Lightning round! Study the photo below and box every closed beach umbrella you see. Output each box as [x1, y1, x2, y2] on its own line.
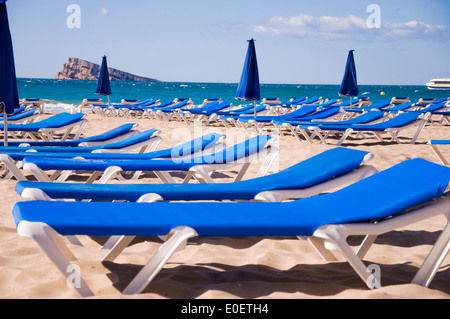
[95, 55, 112, 107]
[339, 50, 359, 106]
[0, 0, 20, 146]
[235, 38, 260, 117]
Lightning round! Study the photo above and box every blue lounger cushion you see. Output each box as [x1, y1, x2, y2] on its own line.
[343, 99, 392, 113]
[2, 133, 224, 161]
[0, 112, 85, 132]
[154, 100, 191, 112]
[297, 111, 420, 131]
[240, 106, 341, 124]
[21, 135, 271, 172]
[15, 147, 370, 201]
[180, 102, 231, 115]
[0, 129, 158, 153]
[222, 104, 319, 122]
[275, 110, 385, 127]
[1, 123, 137, 147]
[3, 109, 39, 121]
[429, 140, 450, 145]
[12, 158, 450, 237]
[23, 135, 272, 171]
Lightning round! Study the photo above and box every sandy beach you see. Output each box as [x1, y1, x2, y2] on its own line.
[0, 110, 449, 299]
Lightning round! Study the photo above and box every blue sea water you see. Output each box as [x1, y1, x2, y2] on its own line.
[17, 78, 450, 111]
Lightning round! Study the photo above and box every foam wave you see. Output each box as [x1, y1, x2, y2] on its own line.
[42, 101, 73, 112]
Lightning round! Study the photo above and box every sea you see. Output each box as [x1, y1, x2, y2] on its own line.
[17, 78, 450, 111]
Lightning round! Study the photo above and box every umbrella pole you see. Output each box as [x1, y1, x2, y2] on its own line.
[107, 95, 110, 108]
[3, 108, 8, 147]
[253, 100, 257, 118]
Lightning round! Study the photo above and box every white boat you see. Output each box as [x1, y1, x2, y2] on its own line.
[426, 78, 450, 90]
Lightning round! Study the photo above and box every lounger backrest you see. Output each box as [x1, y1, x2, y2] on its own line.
[239, 147, 371, 190]
[371, 111, 420, 128]
[419, 102, 446, 112]
[94, 129, 159, 150]
[5, 109, 38, 121]
[282, 104, 318, 118]
[386, 102, 413, 111]
[4, 112, 85, 131]
[201, 135, 272, 164]
[148, 133, 225, 159]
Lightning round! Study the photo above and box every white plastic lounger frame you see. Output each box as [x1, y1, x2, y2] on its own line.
[22, 137, 279, 184]
[298, 113, 429, 146]
[4, 115, 89, 142]
[15, 183, 450, 297]
[428, 141, 450, 166]
[0, 133, 162, 182]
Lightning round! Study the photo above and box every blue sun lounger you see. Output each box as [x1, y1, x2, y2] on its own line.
[21, 135, 276, 184]
[0, 133, 225, 182]
[1, 123, 138, 147]
[278, 111, 386, 142]
[1, 112, 88, 141]
[177, 102, 233, 124]
[153, 100, 195, 121]
[92, 99, 160, 117]
[242, 106, 344, 134]
[16, 147, 376, 202]
[343, 99, 392, 114]
[0, 128, 159, 154]
[221, 104, 320, 130]
[383, 102, 414, 115]
[297, 111, 428, 145]
[281, 96, 308, 107]
[0, 105, 29, 117]
[295, 96, 322, 106]
[274, 109, 385, 128]
[179, 101, 221, 114]
[12, 158, 450, 296]
[0, 109, 40, 124]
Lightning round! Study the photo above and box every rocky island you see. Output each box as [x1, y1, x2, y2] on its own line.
[55, 57, 159, 82]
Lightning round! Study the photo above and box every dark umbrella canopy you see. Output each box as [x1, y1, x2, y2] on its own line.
[339, 50, 359, 98]
[95, 55, 111, 96]
[0, 0, 20, 115]
[235, 39, 260, 115]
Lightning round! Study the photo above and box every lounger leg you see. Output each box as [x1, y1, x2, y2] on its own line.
[102, 236, 136, 262]
[154, 171, 176, 184]
[122, 226, 198, 295]
[356, 235, 378, 259]
[336, 129, 354, 146]
[96, 166, 124, 184]
[17, 221, 94, 297]
[412, 219, 450, 287]
[313, 225, 381, 289]
[298, 128, 315, 144]
[234, 162, 251, 182]
[22, 162, 52, 182]
[304, 237, 339, 261]
[429, 144, 449, 166]
[0, 154, 28, 181]
[101, 193, 164, 256]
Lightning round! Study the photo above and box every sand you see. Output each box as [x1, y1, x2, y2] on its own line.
[0, 110, 449, 299]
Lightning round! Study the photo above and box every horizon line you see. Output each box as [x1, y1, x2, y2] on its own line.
[16, 77, 428, 87]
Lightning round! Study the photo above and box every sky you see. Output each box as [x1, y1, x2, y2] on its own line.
[5, 0, 450, 85]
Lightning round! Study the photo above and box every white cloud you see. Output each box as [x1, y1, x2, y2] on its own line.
[254, 13, 448, 41]
[99, 8, 109, 15]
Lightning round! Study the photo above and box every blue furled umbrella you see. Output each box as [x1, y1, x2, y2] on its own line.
[235, 38, 260, 117]
[95, 55, 112, 107]
[339, 50, 359, 107]
[0, 0, 19, 146]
